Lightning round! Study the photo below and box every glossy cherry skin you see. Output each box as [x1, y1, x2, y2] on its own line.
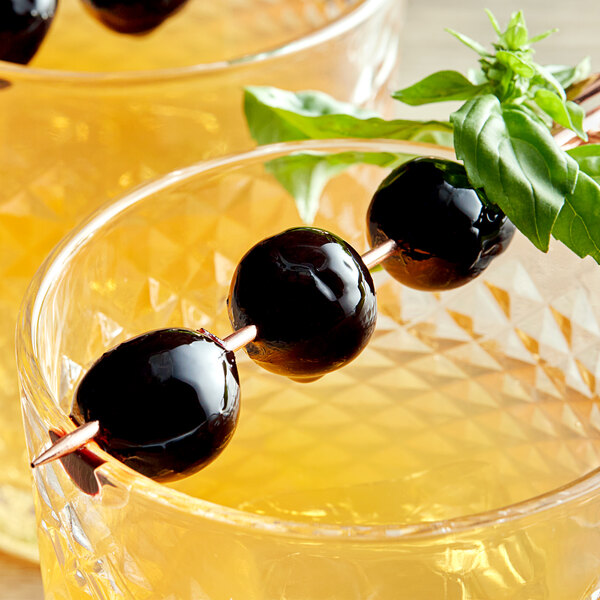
[81, 0, 189, 34]
[367, 157, 515, 291]
[228, 227, 377, 381]
[71, 328, 240, 481]
[0, 0, 57, 64]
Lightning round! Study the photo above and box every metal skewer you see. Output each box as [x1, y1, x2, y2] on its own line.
[28, 324, 261, 468]
[32, 75, 600, 470]
[29, 326, 262, 469]
[362, 239, 397, 269]
[31, 420, 100, 468]
[29, 241, 396, 468]
[221, 325, 258, 353]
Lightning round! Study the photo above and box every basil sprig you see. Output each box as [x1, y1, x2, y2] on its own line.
[451, 95, 578, 252]
[244, 11, 600, 263]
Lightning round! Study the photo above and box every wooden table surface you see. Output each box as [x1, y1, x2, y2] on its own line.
[0, 551, 43, 599]
[3, 0, 599, 597]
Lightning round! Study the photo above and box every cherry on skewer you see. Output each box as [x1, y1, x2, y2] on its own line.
[29, 157, 519, 480]
[25, 78, 600, 485]
[31, 325, 259, 471]
[33, 327, 247, 481]
[228, 227, 378, 382]
[81, 0, 189, 35]
[30, 232, 390, 477]
[0, 0, 58, 65]
[367, 157, 515, 291]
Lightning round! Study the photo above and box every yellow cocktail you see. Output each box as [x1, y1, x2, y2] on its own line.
[18, 139, 600, 599]
[0, 0, 404, 559]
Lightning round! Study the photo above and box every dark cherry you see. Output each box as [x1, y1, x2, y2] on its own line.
[71, 328, 240, 481]
[228, 227, 377, 381]
[81, 0, 189, 34]
[0, 0, 57, 64]
[367, 157, 515, 291]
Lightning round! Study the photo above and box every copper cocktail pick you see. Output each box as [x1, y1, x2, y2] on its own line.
[31, 421, 101, 467]
[361, 239, 397, 269]
[30, 72, 600, 470]
[30, 241, 398, 469]
[29, 324, 261, 468]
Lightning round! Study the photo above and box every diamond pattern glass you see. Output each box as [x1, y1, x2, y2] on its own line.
[17, 139, 600, 599]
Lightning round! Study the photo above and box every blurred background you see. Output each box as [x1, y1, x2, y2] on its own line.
[395, 0, 600, 120]
[2, 0, 599, 597]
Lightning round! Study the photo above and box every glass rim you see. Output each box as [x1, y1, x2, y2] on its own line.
[0, 0, 390, 84]
[18, 137, 600, 542]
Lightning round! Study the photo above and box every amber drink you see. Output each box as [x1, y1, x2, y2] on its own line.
[17, 139, 600, 599]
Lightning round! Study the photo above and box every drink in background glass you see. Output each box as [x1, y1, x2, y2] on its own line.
[0, 0, 405, 559]
[18, 139, 600, 599]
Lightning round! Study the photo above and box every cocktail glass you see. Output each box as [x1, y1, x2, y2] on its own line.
[0, 0, 405, 559]
[17, 138, 600, 599]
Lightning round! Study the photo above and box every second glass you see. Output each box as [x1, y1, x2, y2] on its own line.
[0, 0, 405, 559]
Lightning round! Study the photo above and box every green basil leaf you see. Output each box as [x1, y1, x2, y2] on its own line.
[567, 145, 600, 184]
[485, 9, 501, 36]
[546, 57, 591, 88]
[533, 90, 588, 140]
[532, 63, 566, 99]
[467, 67, 487, 85]
[451, 95, 578, 251]
[445, 28, 491, 56]
[410, 129, 454, 148]
[501, 12, 529, 50]
[266, 152, 406, 223]
[553, 172, 600, 263]
[392, 71, 486, 106]
[244, 86, 453, 146]
[495, 50, 536, 78]
[528, 28, 558, 44]
[565, 101, 587, 139]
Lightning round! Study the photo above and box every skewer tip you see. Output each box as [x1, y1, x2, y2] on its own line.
[31, 420, 101, 468]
